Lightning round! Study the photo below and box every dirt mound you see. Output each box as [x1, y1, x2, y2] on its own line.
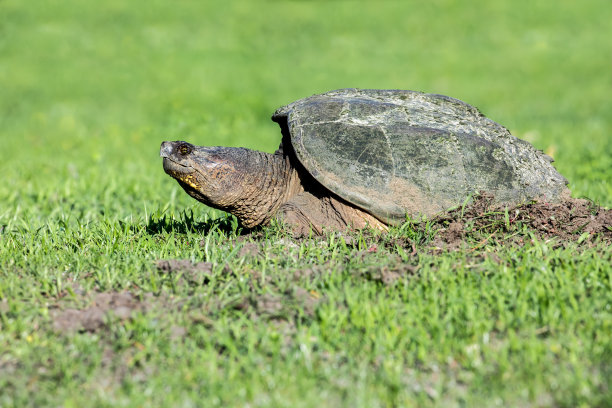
[431, 195, 610, 248]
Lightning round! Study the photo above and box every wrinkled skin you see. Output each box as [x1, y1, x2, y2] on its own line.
[160, 141, 383, 234]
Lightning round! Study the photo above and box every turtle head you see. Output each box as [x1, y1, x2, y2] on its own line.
[160, 141, 251, 209]
[160, 140, 301, 227]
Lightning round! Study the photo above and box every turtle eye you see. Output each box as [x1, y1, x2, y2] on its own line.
[178, 143, 192, 156]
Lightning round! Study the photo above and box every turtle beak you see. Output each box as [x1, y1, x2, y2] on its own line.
[160, 141, 174, 158]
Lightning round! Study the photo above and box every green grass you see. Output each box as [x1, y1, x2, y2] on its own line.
[1, 0, 611, 406]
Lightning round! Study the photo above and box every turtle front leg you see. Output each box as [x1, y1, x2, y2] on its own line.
[275, 191, 387, 236]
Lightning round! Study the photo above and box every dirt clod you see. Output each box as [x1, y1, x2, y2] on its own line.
[169, 325, 187, 340]
[51, 291, 150, 333]
[156, 259, 212, 274]
[255, 294, 284, 315]
[156, 259, 213, 285]
[238, 242, 261, 258]
[360, 264, 419, 286]
[233, 286, 325, 322]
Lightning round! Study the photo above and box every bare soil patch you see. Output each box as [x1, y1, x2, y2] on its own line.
[154, 259, 324, 323]
[51, 291, 155, 333]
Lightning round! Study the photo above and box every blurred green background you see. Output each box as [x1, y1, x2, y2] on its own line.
[1, 0, 610, 225]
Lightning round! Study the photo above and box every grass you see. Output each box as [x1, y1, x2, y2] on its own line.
[1, 0, 611, 406]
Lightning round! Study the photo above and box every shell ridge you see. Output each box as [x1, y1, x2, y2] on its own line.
[379, 125, 396, 179]
[455, 131, 471, 197]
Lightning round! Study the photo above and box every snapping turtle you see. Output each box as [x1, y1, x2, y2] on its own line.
[160, 89, 568, 234]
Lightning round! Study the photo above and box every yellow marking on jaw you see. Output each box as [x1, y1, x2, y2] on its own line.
[180, 174, 200, 189]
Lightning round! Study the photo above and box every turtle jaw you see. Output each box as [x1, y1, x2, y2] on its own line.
[162, 157, 202, 190]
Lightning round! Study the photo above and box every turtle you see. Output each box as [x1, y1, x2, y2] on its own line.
[160, 88, 569, 234]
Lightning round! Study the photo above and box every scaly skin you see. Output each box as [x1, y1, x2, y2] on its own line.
[277, 191, 388, 235]
[160, 141, 384, 233]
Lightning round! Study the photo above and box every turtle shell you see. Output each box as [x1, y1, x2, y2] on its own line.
[272, 89, 568, 224]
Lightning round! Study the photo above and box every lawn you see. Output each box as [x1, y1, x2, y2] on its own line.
[0, 0, 610, 406]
